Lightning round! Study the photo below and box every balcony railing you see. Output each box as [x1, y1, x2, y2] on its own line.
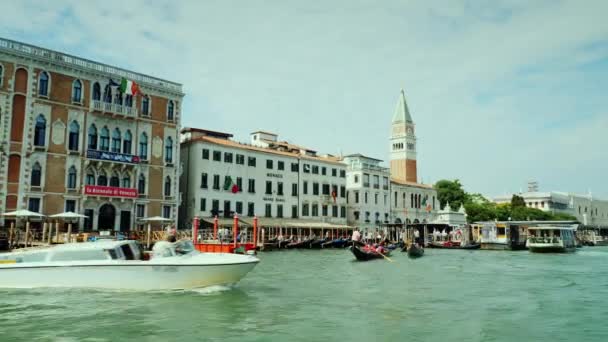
[92, 100, 138, 117]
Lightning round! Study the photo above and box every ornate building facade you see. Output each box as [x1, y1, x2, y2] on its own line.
[0, 38, 184, 231]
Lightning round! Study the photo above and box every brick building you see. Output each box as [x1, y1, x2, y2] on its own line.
[0, 38, 184, 231]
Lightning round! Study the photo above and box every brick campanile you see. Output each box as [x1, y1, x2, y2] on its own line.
[389, 89, 417, 183]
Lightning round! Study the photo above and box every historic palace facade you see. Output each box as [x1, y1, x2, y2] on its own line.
[0, 38, 184, 231]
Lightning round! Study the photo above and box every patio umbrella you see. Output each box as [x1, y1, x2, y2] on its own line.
[140, 216, 174, 249]
[49, 212, 88, 243]
[2, 210, 45, 247]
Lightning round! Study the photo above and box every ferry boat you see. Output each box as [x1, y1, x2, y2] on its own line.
[526, 226, 577, 253]
[0, 239, 259, 290]
[480, 222, 527, 250]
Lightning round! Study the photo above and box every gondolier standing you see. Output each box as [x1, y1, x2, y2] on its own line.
[352, 229, 361, 245]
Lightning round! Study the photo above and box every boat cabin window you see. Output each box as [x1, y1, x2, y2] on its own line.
[120, 244, 135, 260]
[106, 249, 118, 260]
[50, 250, 110, 262]
[7, 252, 48, 263]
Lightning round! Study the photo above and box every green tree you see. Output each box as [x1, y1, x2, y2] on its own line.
[434, 179, 467, 210]
[511, 195, 526, 208]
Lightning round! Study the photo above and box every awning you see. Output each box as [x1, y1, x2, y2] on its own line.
[200, 217, 250, 227]
[240, 217, 352, 229]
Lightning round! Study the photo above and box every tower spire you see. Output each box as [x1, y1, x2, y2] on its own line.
[391, 88, 413, 124]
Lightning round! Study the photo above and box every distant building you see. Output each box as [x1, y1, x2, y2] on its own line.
[493, 191, 608, 227]
[179, 128, 347, 228]
[345, 90, 438, 228]
[0, 38, 183, 231]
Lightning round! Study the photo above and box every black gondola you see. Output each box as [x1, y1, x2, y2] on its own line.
[278, 239, 291, 249]
[350, 245, 390, 261]
[404, 243, 424, 258]
[428, 241, 480, 250]
[310, 239, 327, 249]
[286, 239, 313, 249]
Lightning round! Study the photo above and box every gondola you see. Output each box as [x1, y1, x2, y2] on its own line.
[332, 238, 350, 248]
[428, 241, 480, 250]
[403, 243, 424, 258]
[286, 239, 313, 249]
[310, 239, 327, 249]
[350, 245, 390, 261]
[278, 239, 291, 249]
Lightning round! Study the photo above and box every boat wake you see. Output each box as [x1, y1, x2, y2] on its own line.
[186, 284, 237, 295]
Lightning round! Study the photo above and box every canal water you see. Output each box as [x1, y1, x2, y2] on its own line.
[1, 247, 608, 342]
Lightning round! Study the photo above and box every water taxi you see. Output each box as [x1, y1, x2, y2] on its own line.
[526, 226, 577, 253]
[0, 239, 259, 290]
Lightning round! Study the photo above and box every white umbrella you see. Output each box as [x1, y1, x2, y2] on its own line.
[50, 212, 88, 243]
[2, 210, 45, 247]
[140, 216, 174, 249]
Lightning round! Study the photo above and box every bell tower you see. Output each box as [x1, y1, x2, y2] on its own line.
[390, 89, 417, 183]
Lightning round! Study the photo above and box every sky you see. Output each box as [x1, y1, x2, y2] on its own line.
[2, 0, 607, 198]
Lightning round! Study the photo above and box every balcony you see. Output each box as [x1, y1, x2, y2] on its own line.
[91, 100, 138, 117]
[373, 184, 380, 189]
[363, 182, 370, 187]
[86, 149, 140, 165]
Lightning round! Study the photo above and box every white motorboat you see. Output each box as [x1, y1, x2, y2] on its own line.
[526, 226, 577, 253]
[0, 239, 259, 290]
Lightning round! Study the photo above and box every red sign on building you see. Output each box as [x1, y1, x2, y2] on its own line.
[84, 185, 138, 198]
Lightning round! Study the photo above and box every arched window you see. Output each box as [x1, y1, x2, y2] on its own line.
[138, 174, 146, 194]
[67, 166, 77, 189]
[403, 193, 406, 208]
[123, 130, 132, 154]
[141, 96, 150, 116]
[72, 80, 82, 103]
[38, 72, 49, 96]
[164, 176, 171, 196]
[124, 94, 133, 108]
[68, 121, 79, 151]
[34, 114, 46, 146]
[122, 174, 131, 188]
[88, 124, 97, 150]
[31, 162, 42, 187]
[103, 84, 112, 103]
[85, 169, 95, 185]
[111, 128, 121, 153]
[139, 132, 148, 159]
[97, 171, 108, 186]
[410, 193, 414, 208]
[165, 137, 173, 163]
[100, 126, 110, 151]
[110, 172, 120, 187]
[167, 100, 174, 121]
[92, 82, 101, 101]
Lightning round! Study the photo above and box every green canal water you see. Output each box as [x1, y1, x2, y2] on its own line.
[1, 247, 608, 342]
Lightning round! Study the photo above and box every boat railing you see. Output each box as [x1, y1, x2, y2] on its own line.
[528, 237, 561, 244]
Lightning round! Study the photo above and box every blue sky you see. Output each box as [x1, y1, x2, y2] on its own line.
[2, 0, 607, 198]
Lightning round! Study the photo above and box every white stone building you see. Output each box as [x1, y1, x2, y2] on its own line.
[493, 191, 608, 227]
[179, 128, 347, 228]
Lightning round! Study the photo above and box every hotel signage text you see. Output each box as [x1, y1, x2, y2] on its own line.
[87, 150, 140, 164]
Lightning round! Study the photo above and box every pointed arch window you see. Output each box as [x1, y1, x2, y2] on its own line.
[86, 170, 95, 185]
[165, 137, 173, 163]
[31, 162, 42, 187]
[100, 126, 110, 151]
[138, 174, 146, 194]
[164, 176, 171, 196]
[111, 128, 121, 153]
[67, 166, 77, 189]
[68, 121, 79, 151]
[122, 174, 131, 188]
[72, 80, 82, 103]
[110, 172, 120, 187]
[167, 100, 174, 121]
[38, 72, 49, 96]
[88, 124, 97, 150]
[93, 82, 101, 101]
[139, 132, 148, 159]
[34, 114, 46, 146]
[141, 96, 150, 116]
[123, 130, 132, 154]
[402, 193, 406, 209]
[97, 171, 108, 186]
[103, 84, 112, 103]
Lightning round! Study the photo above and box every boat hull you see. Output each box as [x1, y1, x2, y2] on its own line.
[350, 246, 388, 261]
[0, 261, 258, 290]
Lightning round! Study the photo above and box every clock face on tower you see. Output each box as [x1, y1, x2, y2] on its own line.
[406, 126, 413, 135]
[392, 125, 405, 136]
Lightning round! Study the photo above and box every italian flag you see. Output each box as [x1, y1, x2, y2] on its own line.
[120, 78, 140, 96]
